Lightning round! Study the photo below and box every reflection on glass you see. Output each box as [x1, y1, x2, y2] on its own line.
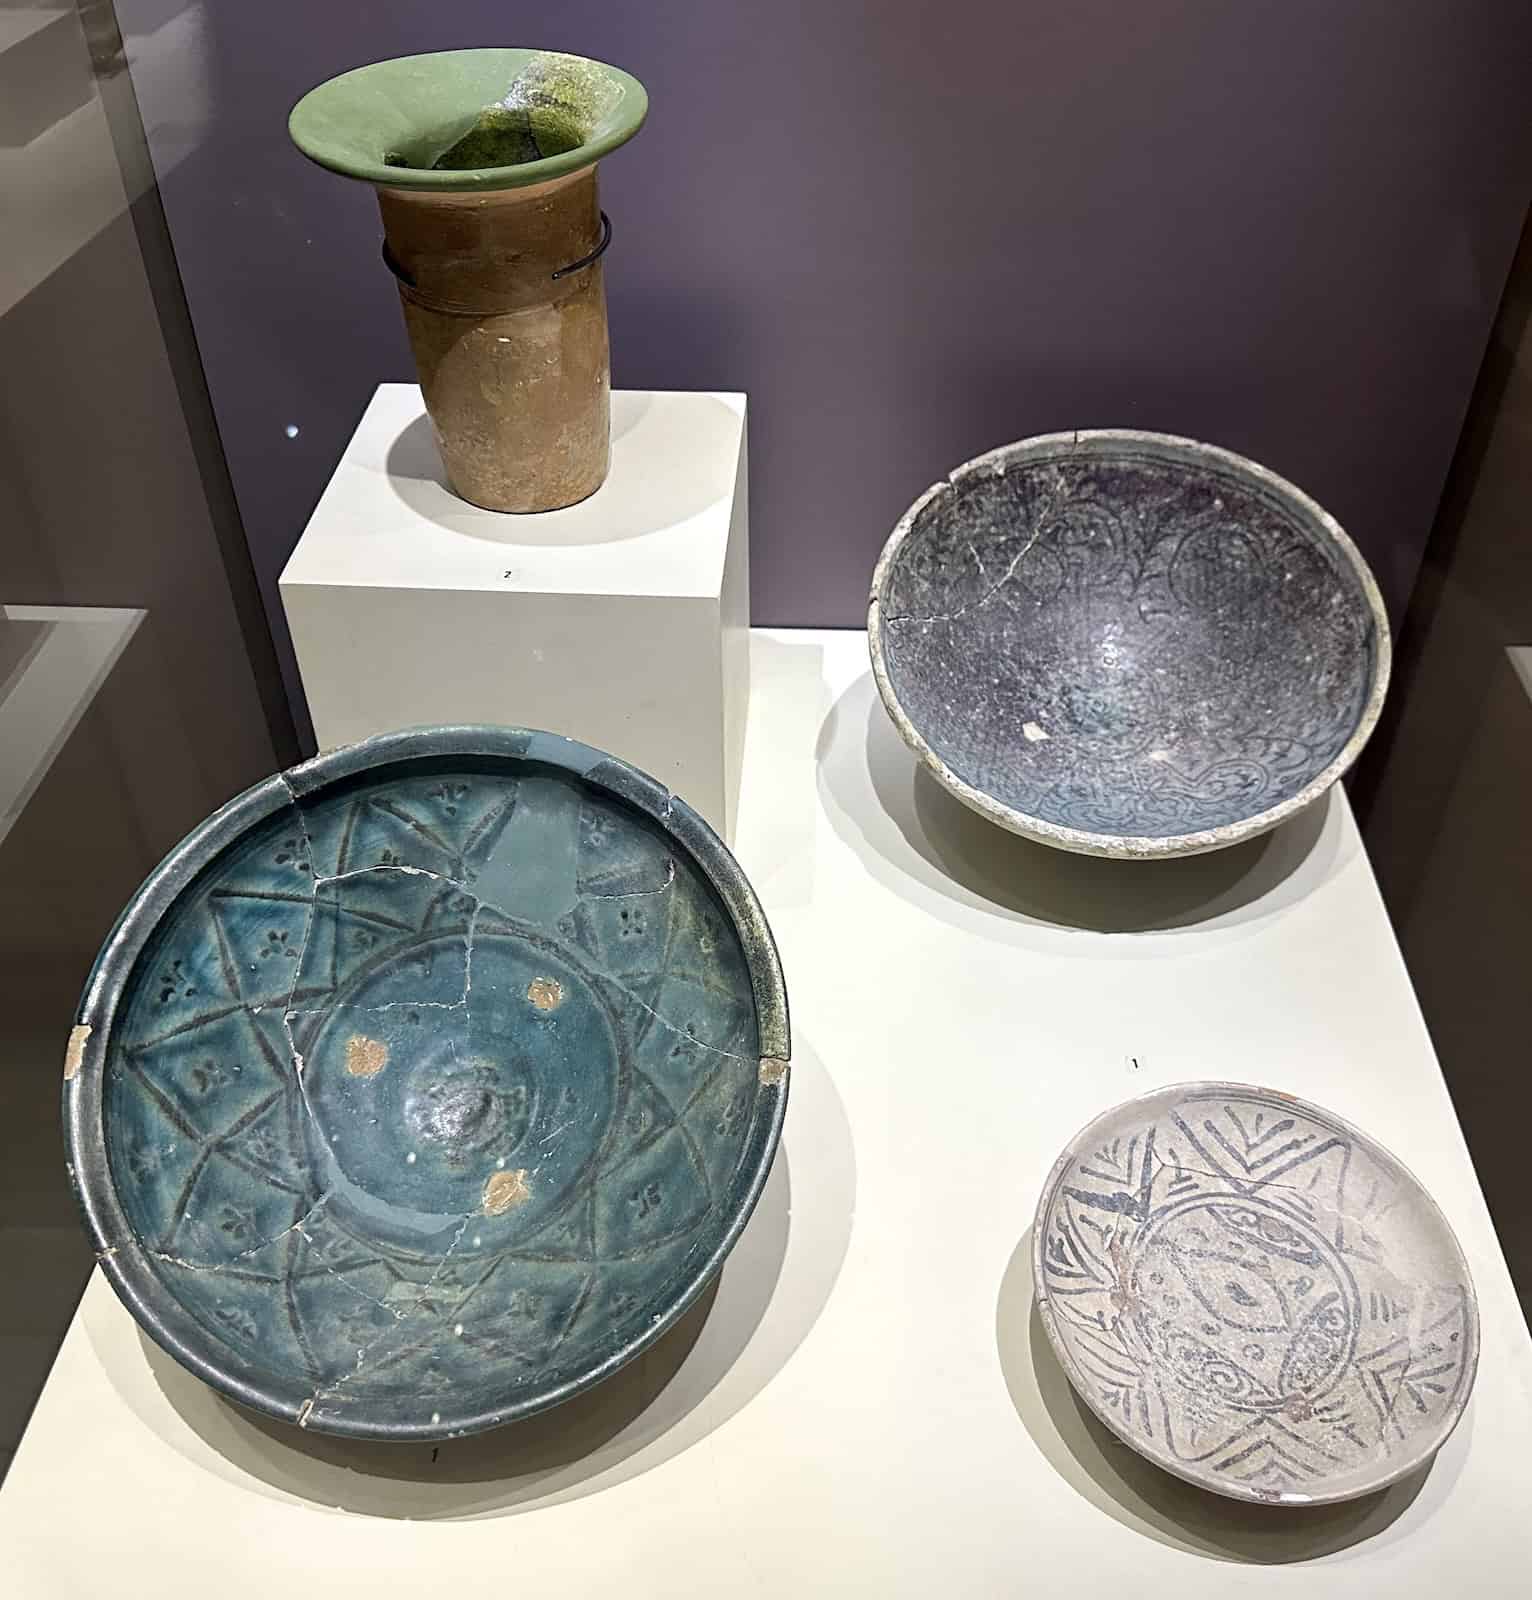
[0, 605, 145, 848]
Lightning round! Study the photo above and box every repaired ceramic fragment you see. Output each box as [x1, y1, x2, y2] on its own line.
[869, 431, 1390, 858]
[1033, 1083, 1478, 1504]
[64, 728, 788, 1440]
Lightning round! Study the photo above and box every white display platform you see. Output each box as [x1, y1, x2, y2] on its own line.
[280, 385, 749, 837]
[7, 629, 1531, 1594]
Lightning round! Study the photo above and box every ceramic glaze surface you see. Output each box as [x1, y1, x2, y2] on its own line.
[289, 50, 647, 192]
[869, 432, 1389, 857]
[65, 729, 788, 1440]
[1034, 1083, 1477, 1504]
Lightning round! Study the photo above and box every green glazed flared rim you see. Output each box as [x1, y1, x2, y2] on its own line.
[289, 48, 648, 192]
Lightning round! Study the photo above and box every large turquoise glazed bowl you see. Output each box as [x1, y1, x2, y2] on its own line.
[64, 729, 788, 1440]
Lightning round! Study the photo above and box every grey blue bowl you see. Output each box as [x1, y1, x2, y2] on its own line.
[868, 431, 1390, 858]
[63, 728, 788, 1440]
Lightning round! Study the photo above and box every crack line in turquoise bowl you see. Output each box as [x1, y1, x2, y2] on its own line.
[288, 49, 648, 191]
[63, 727, 788, 1441]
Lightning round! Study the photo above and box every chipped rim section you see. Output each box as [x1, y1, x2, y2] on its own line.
[867, 429, 1392, 860]
[62, 725, 789, 1442]
[63, 1024, 91, 1081]
[1029, 1079, 1480, 1506]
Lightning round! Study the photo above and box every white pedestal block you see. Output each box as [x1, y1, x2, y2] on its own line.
[279, 386, 749, 837]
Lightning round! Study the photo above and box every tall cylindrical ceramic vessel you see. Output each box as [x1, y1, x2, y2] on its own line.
[290, 50, 647, 512]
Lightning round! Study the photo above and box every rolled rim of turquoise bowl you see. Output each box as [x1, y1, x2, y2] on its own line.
[62, 726, 788, 1441]
[288, 48, 648, 192]
[866, 429, 1392, 860]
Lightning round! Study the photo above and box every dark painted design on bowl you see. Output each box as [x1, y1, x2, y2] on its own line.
[869, 432, 1389, 857]
[64, 728, 788, 1440]
[1033, 1082, 1478, 1504]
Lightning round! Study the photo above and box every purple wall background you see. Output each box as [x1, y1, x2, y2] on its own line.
[119, 2, 1532, 744]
